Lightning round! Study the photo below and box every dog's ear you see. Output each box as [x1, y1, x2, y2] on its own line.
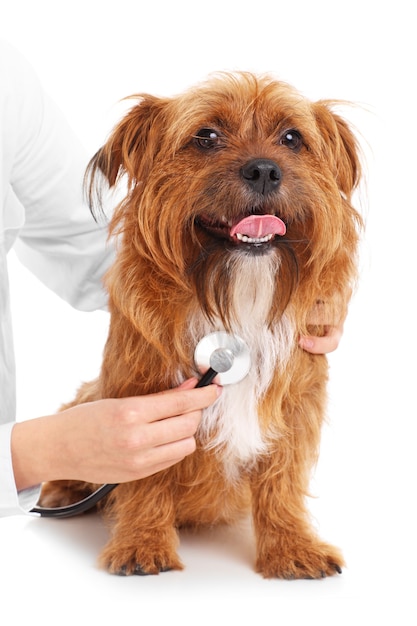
[85, 95, 167, 214]
[313, 102, 361, 196]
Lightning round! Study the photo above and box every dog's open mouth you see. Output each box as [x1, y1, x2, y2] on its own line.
[197, 213, 286, 246]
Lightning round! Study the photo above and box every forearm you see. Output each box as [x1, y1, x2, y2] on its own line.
[11, 415, 68, 492]
[0, 422, 41, 516]
[9, 384, 220, 494]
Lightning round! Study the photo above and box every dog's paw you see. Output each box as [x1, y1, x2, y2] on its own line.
[256, 534, 344, 579]
[99, 540, 184, 576]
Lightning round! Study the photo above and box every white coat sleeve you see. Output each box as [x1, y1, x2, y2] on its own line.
[0, 41, 115, 517]
[10, 49, 114, 311]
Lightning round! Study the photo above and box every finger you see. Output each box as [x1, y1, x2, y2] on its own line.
[139, 410, 202, 448]
[299, 326, 343, 354]
[133, 384, 220, 424]
[133, 437, 197, 479]
[177, 377, 200, 390]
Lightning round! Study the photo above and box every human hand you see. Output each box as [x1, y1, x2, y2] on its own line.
[299, 323, 344, 354]
[11, 380, 220, 491]
[299, 298, 345, 355]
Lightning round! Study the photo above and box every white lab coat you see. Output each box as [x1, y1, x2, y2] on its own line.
[0, 41, 114, 516]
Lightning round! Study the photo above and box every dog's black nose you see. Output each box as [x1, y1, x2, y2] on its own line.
[240, 159, 282, 195]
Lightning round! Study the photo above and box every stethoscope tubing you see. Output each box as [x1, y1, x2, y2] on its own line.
[30, 483, 118, 518]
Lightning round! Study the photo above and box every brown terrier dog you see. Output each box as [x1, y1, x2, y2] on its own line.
[39, 73, 362, 579]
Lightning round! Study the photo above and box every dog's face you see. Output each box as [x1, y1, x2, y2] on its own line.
[88, 73, 361, 331]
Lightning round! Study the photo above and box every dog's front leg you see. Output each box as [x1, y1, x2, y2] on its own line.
[251, 360, 344, 580]
[251, 450, 344, 579]
[98, 475, 183, 576]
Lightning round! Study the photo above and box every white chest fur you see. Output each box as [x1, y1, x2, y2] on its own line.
[189, 251, 295, 480]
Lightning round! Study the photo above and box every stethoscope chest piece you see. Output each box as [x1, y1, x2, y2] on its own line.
[194, 331, 251, 385]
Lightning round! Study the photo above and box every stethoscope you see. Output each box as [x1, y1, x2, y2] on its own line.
[31, 332, 251, 518]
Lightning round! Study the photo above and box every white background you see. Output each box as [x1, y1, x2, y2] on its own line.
[0, 0, 416, 624]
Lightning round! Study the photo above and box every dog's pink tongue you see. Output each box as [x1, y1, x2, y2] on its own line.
[230, 214, 286, 238]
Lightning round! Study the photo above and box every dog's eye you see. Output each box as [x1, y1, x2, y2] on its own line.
[280, 130, 303, 152]
[193, 128, 222, 150]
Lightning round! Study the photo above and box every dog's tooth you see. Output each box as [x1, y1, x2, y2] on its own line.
[235, 232, 274, 244]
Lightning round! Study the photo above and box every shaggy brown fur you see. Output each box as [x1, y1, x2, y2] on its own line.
[39, 72, 362, 579]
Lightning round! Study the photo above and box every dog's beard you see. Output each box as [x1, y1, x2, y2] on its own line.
[187, 247, 296, 479]
[189, 234, 299, 331]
